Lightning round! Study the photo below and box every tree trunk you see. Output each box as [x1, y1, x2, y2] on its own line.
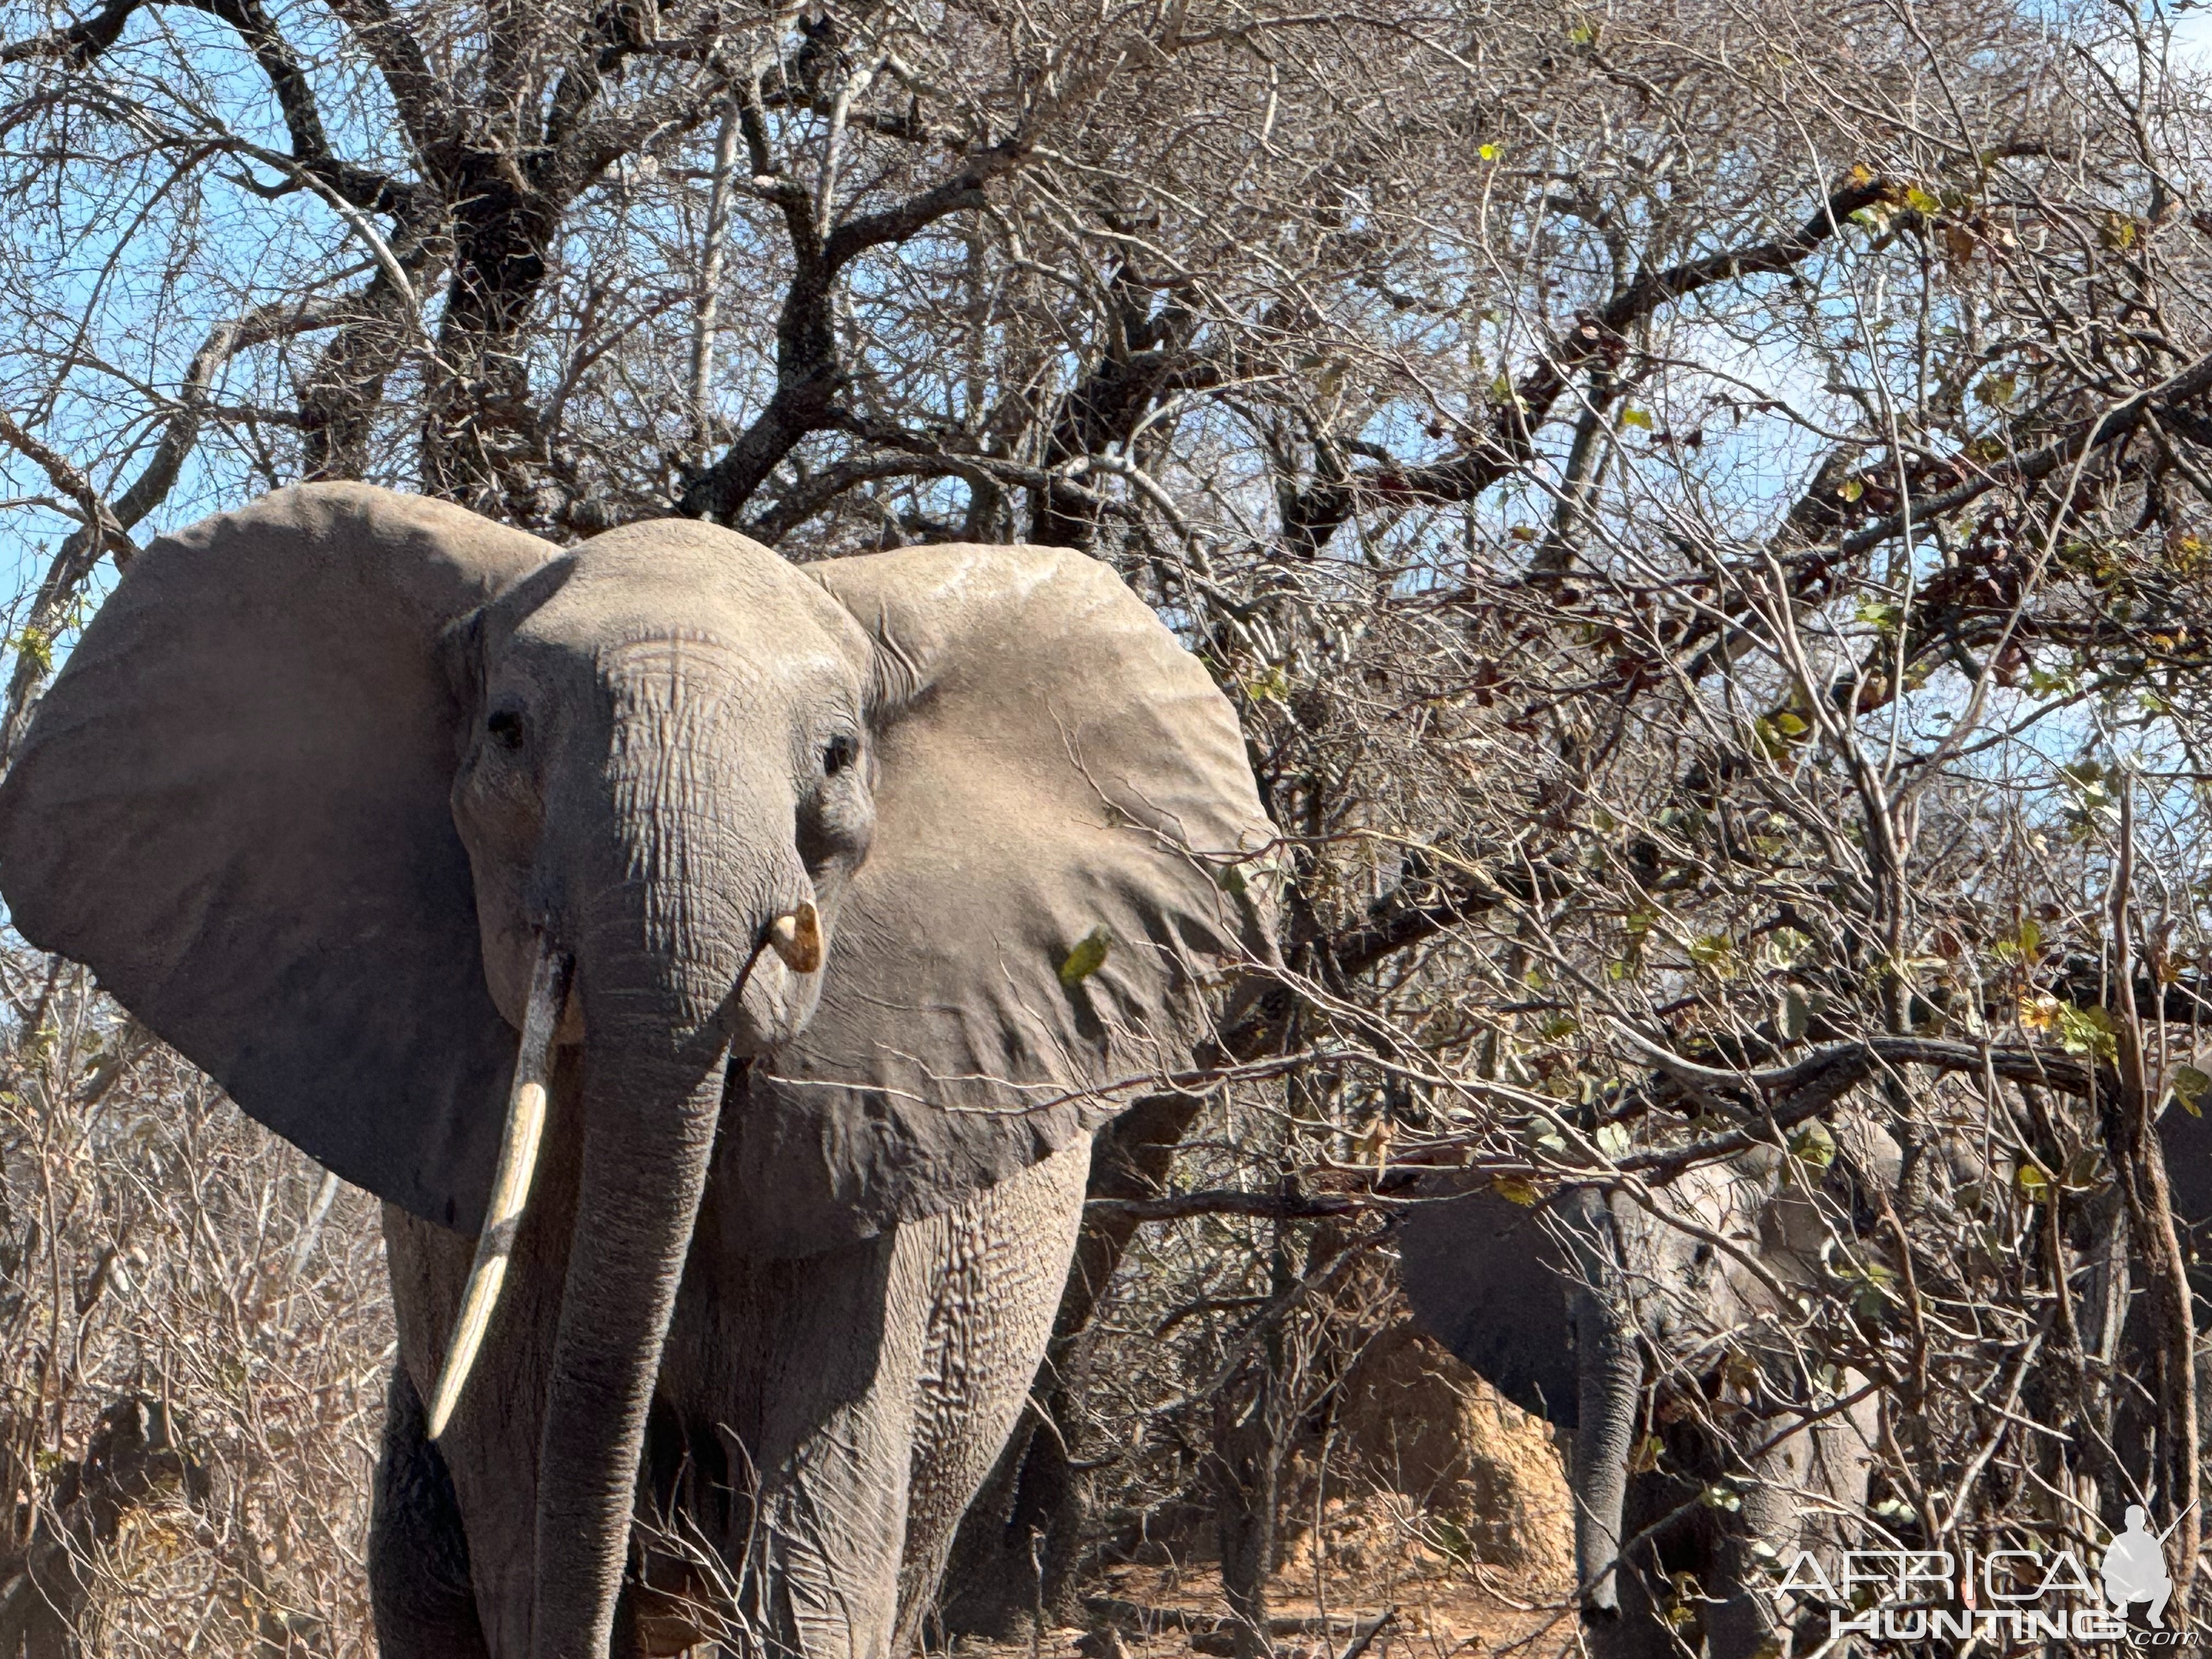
[420, 159, 562, 508]
[1209, 1380, 1280, 1659]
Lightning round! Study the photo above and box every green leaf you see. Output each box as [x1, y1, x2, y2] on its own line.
[1849, 1261, 1899, 1318]
[1424, 1515, 1474, 1562]
[1788, 1119, 1835, 1170]
[1903, 185, 1942, 216]
[2175, 1065, 2210, 1118]
[1620, 407, 1654, 430]
[1492, 1177, 1542, 1206]
[1058, 926, 1113, 988]
[1993, 916, 2044, 963]
[2016, 1162, 2052, 1200]
[2055, 1002, 2118, 1062]
[1688, 933, 1734, 967]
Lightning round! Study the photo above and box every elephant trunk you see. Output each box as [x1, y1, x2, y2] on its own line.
[528, 975, 730, 1659]
[526, 720, 800, 1659]
[1567, 1191, 1644, 1622]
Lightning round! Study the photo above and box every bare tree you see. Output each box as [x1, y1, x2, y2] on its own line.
[14, 0, 2212, 1650]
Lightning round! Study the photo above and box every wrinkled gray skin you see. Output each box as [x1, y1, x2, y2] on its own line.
[378, 1101, 1093, 1659]
[0, 486, 1274, 1659]
[1400, 1152, 1884, 1659]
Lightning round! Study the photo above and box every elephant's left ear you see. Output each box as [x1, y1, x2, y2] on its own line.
[723, 543, 1278, 1258]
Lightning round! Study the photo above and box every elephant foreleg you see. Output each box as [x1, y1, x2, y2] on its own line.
[1706, 1470, 1792, 1659]
[715, 1139, 1092, 1659]
[892, 1137, 1092, 1653]
[1706, 1391, 1878, 1659]
[667, 1137, 1092, 1659]
[370, 1363, 492, 1659]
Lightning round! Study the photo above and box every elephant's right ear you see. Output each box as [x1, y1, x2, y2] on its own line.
[1398, 1179, 1582, 1426]
[0, 483, 553, 1232]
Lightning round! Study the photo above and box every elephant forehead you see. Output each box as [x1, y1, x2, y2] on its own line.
[590, 631, 862, 714]
[516, 522, 871, 657]
[497, 601, 870, 719]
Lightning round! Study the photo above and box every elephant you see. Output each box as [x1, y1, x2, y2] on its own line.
[2143, 1099, 2212, 1468]
[2158, 1099, 2212, 1294]
[0, 484, 1276, 1659]
[1397, 1146, 1885, 1659]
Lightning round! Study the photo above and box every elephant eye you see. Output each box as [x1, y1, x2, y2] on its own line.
[487, 708, 526, 750]
[822, 733, 858, 776]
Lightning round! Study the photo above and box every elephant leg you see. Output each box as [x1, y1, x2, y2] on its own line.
[1586, 1469, 1699, 1659]
[891, 1137, 1092, 1654]
[648, 1204, 917, 1659]
[731, 1141, 1090, 1659]
[370, 1362, 491, 1659]
[384, 1167, 577, 1659]
[1705, 1393, 1878, 1659]
[653, 1138, 1092, 1659]
[1706, 1465, 1793, 1659]
[1789, 1391, 1878, 1655]
[727, 1264, 919, 1659]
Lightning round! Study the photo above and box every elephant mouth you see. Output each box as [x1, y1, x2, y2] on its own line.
[425, 897, 822, 1440]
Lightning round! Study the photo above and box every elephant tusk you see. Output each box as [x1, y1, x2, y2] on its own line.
[765, 900, 822, 974]
[426, 939, 573, 1440]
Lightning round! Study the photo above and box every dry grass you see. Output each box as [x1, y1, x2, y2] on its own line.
[0, 956, 390, 1656]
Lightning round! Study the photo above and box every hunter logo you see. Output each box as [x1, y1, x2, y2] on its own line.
[1774, 1506, 2200, 1646]
[2105, 1506, 2175, 1628]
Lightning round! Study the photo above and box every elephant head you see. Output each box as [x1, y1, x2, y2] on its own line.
[1397, 1170, 1761, 1628]
[0, 483, 1274, 1659]
[1400, 1147, 1885, 1659]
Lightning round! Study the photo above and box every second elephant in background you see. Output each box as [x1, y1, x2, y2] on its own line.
[1397, 1144, 1884, 1659]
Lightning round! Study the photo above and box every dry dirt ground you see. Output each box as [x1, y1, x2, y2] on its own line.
[951, 1328, 1584, 1659]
